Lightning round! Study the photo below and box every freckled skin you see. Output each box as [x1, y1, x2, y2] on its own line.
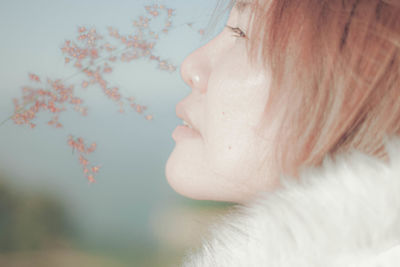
[166, 6, 281, 203]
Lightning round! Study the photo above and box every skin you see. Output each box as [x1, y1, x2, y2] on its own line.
[165, 3, 281, 203]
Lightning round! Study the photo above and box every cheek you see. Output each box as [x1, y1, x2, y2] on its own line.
[203, 79, 271, 178]
[206, 59, 271, 128]
[204, 126, 270, 179]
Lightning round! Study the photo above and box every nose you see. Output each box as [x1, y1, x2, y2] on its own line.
[180, 46, 211, 94]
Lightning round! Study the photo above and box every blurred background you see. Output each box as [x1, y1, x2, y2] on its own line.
[0, 0, 232, 266]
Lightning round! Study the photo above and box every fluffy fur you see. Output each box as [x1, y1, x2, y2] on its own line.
[183, 137, 400, 266]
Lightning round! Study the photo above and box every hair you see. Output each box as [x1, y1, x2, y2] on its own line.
[219, 0, 400, 179]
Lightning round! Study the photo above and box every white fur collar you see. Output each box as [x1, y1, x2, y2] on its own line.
[183, 137, 400, 267]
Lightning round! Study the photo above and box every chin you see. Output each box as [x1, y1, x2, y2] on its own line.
[165, 155, 243, 203]
[165, 143, 262, 203]
[165, 138, 211, 199]
[165, 147, 204, 200]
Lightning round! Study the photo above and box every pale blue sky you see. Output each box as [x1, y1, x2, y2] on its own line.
[0, 0, 228, 248]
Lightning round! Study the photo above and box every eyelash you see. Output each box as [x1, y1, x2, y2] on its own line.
[225, 25, 247, 38]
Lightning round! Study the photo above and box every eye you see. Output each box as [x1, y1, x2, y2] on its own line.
[225, 25, 247, 39]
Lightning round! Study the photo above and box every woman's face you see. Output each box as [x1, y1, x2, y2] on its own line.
[165, 3, 280, 203]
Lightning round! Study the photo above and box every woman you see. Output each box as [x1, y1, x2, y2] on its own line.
[166, 0, 400, 266]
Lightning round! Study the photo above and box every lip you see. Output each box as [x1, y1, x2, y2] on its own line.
[175, 101, 200, 132]
[172, 125, 201, 141]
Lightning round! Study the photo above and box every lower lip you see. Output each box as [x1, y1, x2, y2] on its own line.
[172, 125, 201, 141]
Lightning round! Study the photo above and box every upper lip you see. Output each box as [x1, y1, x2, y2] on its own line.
[176, 101, 200, 134]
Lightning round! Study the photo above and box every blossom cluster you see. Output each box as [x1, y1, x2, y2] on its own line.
[12, 76, 87, 129]
[67, 136, 100, 183]
[8, 4, 205, 183]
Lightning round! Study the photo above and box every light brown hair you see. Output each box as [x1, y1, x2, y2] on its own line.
[226, 0, 400, 178]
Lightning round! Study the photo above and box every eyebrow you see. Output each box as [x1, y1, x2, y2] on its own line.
[234, 0, 252, 13]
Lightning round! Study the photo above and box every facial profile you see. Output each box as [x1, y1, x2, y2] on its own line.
[165, 2, 281, 203]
